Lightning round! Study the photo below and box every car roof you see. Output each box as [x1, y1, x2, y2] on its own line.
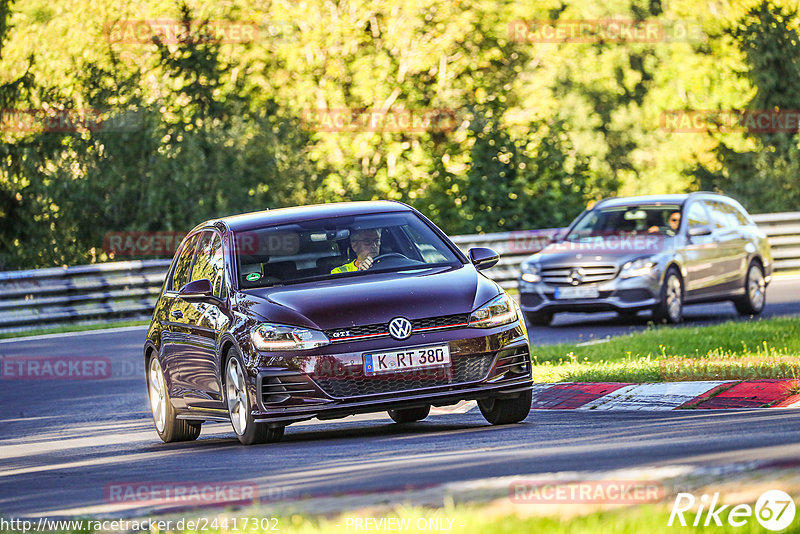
[593, 192, 735, 210]
[191, 201, 413, 233]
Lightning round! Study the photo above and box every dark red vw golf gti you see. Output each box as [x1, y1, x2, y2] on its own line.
[144, 201, 532, 444]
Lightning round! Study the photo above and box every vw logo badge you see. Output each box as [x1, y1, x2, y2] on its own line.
[388, 317, 412, 340]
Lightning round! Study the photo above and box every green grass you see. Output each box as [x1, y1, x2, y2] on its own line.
[271, 506, 792, 534]
[530, 317, 800, 383]
[0, 319, 149, 340]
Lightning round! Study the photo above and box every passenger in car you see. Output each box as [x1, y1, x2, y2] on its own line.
[331, 229, 382, 273]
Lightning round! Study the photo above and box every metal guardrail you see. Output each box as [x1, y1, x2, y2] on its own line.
[1, 213, 799, 332]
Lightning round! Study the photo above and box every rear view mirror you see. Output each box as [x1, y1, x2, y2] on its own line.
[468, 247, 500, 270]
[178, 278, 214, 301]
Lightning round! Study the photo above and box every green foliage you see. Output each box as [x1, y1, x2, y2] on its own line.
[696, 1, 800, 213]
[1, 0, 800, 269]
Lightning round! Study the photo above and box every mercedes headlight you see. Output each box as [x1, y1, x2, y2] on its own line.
[620, 257, 657, 279]
[520, 262, 542, 283]
[251, 323, 330, 351]
[469, 293, 518, 328]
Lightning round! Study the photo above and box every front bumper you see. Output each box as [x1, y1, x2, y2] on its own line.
[518, 275, 661, 314]
[249, 322, 531, 423]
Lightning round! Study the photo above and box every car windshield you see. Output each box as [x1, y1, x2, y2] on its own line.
[234, 212, 463, 288]
[564, 204, 683, 242]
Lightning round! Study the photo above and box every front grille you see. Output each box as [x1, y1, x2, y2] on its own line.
[324, 313, 470, 342]
[540, 264, 618, 286]
[312, 353, 495, 398]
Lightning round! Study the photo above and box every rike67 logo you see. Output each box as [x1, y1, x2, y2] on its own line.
[669, 490, 796, 531]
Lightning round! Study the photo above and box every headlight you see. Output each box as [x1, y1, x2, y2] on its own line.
[251, 323, 330, 351]
[469, 293, 518, 328]
[620, 257, 657, 279]
[520, 262, 541, 283]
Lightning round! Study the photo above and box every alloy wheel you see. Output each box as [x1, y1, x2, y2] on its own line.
[226, 357, 249, 435]
[748, 264, 766, 312]
[148, 357, 167, 433]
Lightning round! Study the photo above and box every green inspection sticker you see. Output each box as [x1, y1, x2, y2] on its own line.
[245, 272, 261, 281]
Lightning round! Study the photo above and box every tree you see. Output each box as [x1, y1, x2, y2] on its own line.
[696, 2, 800, 213]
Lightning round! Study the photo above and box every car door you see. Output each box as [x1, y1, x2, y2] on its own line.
[681, 200, 718, 298]
[708, 201, 748, 294]
[181, 231, 229, 411]
[160, 232, 201, 401]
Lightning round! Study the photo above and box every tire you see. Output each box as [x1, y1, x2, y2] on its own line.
[224, 348, 284, 445]
[652, 268, 683, 324]
[525, 311, 553, 326]
[147, 355, 201, 443]
[388, 405, 430, 423]
[478, 389, 532, 425]
[734, 261, 766, 316]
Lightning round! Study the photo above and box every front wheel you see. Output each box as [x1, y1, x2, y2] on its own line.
[388, 405, 430, 423]
[147, 355, 201, 443]
[652, 268, 683, 324]
[225, 349, 284, 445]
[734, 262, 766, 315]
[478, 389, 532, 425]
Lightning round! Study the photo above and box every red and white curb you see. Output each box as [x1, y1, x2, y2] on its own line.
[430, 380, 800, 414]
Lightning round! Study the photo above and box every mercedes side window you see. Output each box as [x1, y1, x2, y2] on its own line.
[732, 204, 753, 226]
[686, 202, 710, 230]
[170, 233, 201, 292]
[708, 201, 731, 229]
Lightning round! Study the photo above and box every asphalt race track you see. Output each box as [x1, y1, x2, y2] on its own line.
[530, 275, 800, 345]
[1, 276, 799, 518]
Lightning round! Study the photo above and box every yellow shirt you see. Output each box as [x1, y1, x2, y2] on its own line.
[331, 260, 358, 274]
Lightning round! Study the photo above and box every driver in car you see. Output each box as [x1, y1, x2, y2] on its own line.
[331, 229, 381, 273]
[648, 210, 681, 236]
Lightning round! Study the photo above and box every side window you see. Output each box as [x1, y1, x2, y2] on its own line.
[170, 233, 200, 291]
[190, 232, 215, 283]
[733, 205, 752, 226]
[686, 202, 710, 229]
[191, 232, 226, 298]
[708, 201, 731, 229]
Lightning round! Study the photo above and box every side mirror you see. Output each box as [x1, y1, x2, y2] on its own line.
[468, 247, 500, 270]
[688, 225, 712, 237]
[178, 278, 214, 301]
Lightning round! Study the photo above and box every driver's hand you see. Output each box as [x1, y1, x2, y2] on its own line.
[357, 255, 373, 271]
[648, 225, 660, 233]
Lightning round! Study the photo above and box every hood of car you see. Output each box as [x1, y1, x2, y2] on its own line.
[531, 235, 673, 265]
[237, 264, 500, 330]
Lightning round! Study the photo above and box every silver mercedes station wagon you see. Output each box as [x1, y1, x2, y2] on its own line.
[518, 193, 772, 325]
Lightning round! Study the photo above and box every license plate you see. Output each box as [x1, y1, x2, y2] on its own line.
[555, 286, 600, 299]
[364, 344, 450, 375]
